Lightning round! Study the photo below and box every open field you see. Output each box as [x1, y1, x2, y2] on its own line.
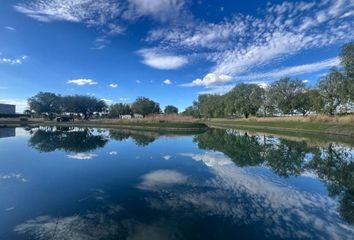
[207, 115, 354, 138]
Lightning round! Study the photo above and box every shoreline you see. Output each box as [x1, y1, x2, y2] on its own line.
[206, 119, 354, 138]
[0, 119, 209, 132]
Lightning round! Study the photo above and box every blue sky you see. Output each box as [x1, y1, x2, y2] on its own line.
[0, 0, 353, 112]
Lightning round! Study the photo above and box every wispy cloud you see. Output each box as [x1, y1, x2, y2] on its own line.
[0, 55, 27, 65]
[67, 153, 97, 160]
[148, 0, 354, 87]
[67, 78, 98, 86]
[4, 26, 15, 31]
[14, 0, 124, 36]
[235, 57, 340, 82]
[124, 0, 186, 21]
[138, 48, 188, 70]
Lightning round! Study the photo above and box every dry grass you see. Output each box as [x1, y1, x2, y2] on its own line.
[222, 114, 354, 124]
[93, 114, 197, 124]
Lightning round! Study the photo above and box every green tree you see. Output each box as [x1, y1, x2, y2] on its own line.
[164, 105, 179, 114]
[27, 92, 62, 116]
[196, 94, 225, 118]
[109, 103, 131, 117]
[268, 77, 306, 115]
[225, 83, 264, 118]
[317, 68, 344, 115]
[340, 43, 354, 103]
[293, 91, 311, 116]
[61, 95, 107, 119]
[308, 89, 325, 114]
[182, 104, 199, 118]
[131, 97, 161, 117]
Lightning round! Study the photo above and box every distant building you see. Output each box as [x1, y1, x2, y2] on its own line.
[133, 114, 143, 119]
[121, 115, 132, 119]
[0, 103, 15, 114]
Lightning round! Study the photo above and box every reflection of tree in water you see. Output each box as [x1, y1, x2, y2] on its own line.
[308, 144, 354, 224]
[194, 129, 354, 224]
[109, 129, 158, 147]
[28, 127, 108, 153]
[194, 129, 265, 166]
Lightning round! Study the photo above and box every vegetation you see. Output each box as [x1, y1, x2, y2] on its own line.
[184, 42, 354, 118]
[131, 97, 161, 117]
[164, 105, 178, 114]
[28, 93, 107, 119]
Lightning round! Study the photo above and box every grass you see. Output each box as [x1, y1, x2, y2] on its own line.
[0, 115, 208, 131]
[206, 115, 354, 137]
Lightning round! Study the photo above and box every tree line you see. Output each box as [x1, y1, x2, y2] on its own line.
[27, 93, 179, 119]
[183, 43, 354, 118]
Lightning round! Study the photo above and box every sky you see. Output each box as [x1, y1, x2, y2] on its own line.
[0, 0, 353, 113]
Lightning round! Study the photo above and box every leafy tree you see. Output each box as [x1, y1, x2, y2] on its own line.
[109, 103, 131, 117]
[317, 68, 344, 115]
[268, 77, 306, 115]
[341, 42, 354, 79]
[293, 91, 311, 116]
[182, 104, 199, 118]
[308, 89, 325, 113]
[164, 105, 179, 114]
[340, 43, 354, 103]
[27, 92, 62, 115]
[225, 83, 264, 118]
[131, 97, 161, 117]
[61, 95, 107, 119]
[197, 94, 225, 118]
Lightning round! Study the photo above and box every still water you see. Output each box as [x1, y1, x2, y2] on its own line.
[0, 126, 353, 240]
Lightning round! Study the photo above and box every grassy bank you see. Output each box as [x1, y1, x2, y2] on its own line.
[206, 116, 354, 138]
[0, 117, 208, 131]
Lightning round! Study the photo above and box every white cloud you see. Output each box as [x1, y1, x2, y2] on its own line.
[0, 99, 27, 113]
[109, 151, 118, 155]
[181, 73, 232, 87]
[101, 98, 113, 105]
[138, 48, 188, 70]
[137, 169, 187, 191]
[163, 79, 172, 85]
[119, 97, 130, 101]
[4, 26, 15, 31]
[236, 57, 340, 82]
[0, 54, 27, 65]
[14, 0, 123, 35]
[163, 155, 172, 160]
[124, 0, 186, 21]
[148, 0, 353, 87]
[66, 153, 97, 160]
[67, 78, 98, 86]
[109, 83, 118, 88]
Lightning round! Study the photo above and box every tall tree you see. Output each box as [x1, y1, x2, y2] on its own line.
[317, 68, 344, 115]
[340, 43, 354, 103]
[164, 105, 179, 114]
[225, 84, 264, 118]
[109, 103, 131, 117]
[61, 95, 107, 119]
[131, 97, 161, 116]
[27, 92, 62, 115]
[268, 77, 306, 115]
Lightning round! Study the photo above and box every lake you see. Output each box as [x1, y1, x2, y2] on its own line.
[0, 126, 353, 240]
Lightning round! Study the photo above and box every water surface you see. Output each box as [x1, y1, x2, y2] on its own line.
[0, 126, 353, 239]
